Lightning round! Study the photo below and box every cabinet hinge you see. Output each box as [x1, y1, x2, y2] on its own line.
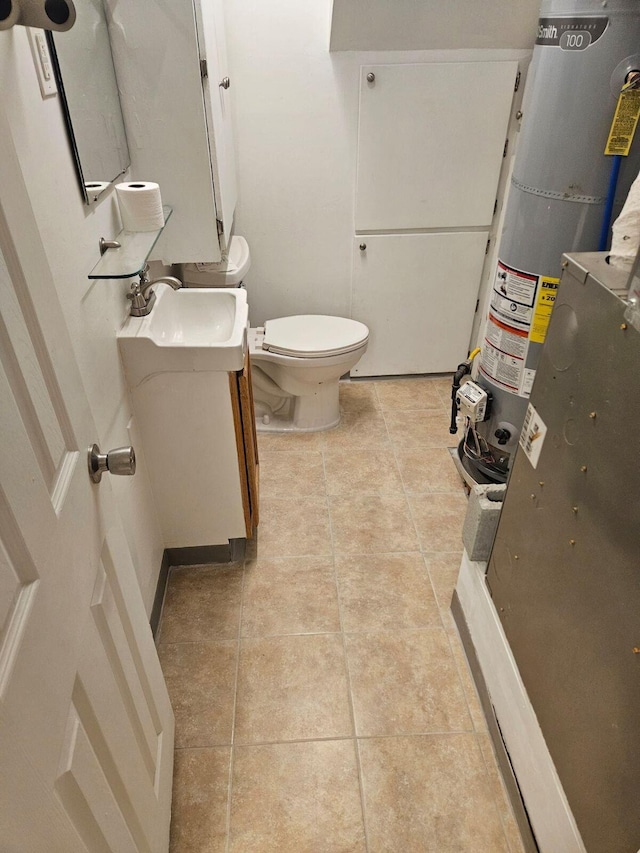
[485, 238, 491, 255]
[503, 139, 509, 158]
[493, 198, 498, 216]
[515, 70, 521, 92]
[475, 298, 480, 313]
[200, 59, 208, 79]
[216, 219, 224, 237]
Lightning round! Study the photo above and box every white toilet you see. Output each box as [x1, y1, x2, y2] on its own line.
[249, 315, 368, 431]
[181, 236, 369, 432]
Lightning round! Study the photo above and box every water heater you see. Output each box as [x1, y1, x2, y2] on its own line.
[460, 0, 640, 483]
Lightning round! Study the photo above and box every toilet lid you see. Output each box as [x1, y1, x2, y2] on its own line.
[263, 315, 369, 358]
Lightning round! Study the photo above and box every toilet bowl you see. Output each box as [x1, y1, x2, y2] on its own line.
[181, 235, 369, 431]
[249, 315, 369, 432]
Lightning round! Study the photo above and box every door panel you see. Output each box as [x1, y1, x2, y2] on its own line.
[0, 105, 173, 851]
[355, 61, 518, 231]
[351, 232, 488, 376]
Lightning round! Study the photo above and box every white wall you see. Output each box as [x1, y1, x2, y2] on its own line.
[224, 0, 531, 330]
[330, 0, 540, 52]
[0, 29, 164, 615]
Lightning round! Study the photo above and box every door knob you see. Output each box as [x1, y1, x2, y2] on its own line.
[219, 77, 230, 90]
[359, 243, 367, 251]
[88, 444, 136, 484]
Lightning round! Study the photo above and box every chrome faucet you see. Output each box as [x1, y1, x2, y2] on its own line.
[127, 264, 183, 316]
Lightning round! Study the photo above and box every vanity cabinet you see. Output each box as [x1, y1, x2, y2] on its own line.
[125, 351, 259, 549]
[107, 0, 236, 264]
[229, 353, 260, 536]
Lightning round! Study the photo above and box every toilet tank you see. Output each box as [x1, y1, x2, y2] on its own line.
[177, 235, 250, 287]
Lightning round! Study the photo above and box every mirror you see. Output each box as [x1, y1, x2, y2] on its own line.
[47, 0, 130, 204]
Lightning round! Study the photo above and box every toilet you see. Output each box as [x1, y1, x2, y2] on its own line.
[249, 316, 368, 431]
[181, 236, 369, 432]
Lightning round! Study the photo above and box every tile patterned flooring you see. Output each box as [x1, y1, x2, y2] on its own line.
[158, 377, 525, 853]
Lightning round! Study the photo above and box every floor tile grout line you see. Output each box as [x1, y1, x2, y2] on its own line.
[224, 557, 248, 853]
[224, 547, 463, 562]
[378, 381, 481, 739]
[322, 446, 371, 853]
[240, 624, 456, 640]
[379, 400, 426, 554]
[374, 382, 501, 772]
[173, 729, 480, 751]
[436, 590, 484, 734]
[473, 729, 521, 853]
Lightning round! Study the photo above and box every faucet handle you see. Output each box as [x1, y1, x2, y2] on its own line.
[127, 281, 145, 305]
[127, 285, 156, 317]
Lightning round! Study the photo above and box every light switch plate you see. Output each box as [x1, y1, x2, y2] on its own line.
[27, 29, 57, 98]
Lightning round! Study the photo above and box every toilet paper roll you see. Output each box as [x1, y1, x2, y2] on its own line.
[6, 0, 77, 31]
[84, 181, 110, 201]
[116, 182, 164, 232]
[0, 0, 21, 30]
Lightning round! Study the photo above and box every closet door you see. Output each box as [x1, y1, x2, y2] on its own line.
[355, 61, 518, 230]
[351, 232, 489, 376]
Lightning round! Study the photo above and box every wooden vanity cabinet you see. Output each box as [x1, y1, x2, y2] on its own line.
[125, 350, 259, 550]
[229, 352, 259, 537]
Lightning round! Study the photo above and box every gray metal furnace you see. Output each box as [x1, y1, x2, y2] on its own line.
[486, 252, 640, 853]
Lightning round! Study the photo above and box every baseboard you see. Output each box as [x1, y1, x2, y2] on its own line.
[165, 540, 243, 567]
[455, 553, 586, 853]
[150, 551, 171, 641]
[452, 591, 538, 853]
[150, 538, 247, 641]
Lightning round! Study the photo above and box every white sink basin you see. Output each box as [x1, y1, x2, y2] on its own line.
[118, 285, 248, 387]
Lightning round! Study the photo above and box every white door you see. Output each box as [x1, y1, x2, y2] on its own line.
[351, 232, 489, 376]
[195, 0, 238, 251]
[355, 61, 519, 231]
[0, 108, 174, 850]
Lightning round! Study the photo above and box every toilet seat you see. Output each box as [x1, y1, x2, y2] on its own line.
[262, 315, 369, 359]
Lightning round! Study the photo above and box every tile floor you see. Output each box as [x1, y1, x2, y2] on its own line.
[158, 376, 525, 853]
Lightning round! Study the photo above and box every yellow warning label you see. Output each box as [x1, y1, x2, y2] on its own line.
[605, 89, 640, 156]
[530, 277, 559, 344]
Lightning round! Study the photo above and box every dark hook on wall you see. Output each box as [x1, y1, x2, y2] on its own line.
[0, 0, 76, 31]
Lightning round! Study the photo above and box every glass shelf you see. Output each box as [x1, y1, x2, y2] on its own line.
[88, 206, 173, 279]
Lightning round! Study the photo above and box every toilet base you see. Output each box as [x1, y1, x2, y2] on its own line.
[256, 411, 341, 433]
[254, 381, 340, 433]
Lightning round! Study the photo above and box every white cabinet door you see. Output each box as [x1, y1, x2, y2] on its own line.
[109, 0, 237, 263]
[0, 106, 174, 851]
[355, 61, 518, 231]
[195, 0, 238, 252]
[351, 232, 489, 376]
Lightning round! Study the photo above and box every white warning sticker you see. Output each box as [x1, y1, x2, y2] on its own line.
[491, 260, 538, 332]
[485, 314, 529, 359]
[480, 312, 530, 394]
[519, 402, 547, 469]
[521, 368, 536, 397]
[483, 260, 557, 397]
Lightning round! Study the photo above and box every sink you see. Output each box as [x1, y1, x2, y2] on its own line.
[118, 285, 249, 387]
